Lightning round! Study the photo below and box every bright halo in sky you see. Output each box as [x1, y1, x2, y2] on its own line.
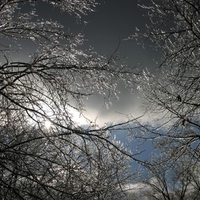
[44, 120, 52, 129]
[69, 107, 87, 125]
[30, 102, 89, 129]
[43, 107, 88, 129]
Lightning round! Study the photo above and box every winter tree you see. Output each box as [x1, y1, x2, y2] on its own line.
[136, 152, 200, 200]
[0, 0, 137, 199]
[130, 0, 200, 197]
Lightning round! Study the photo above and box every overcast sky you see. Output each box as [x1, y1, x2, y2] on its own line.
[79, 0, 159, 164]
[77, 0, 158, 164]
[9, 0, 158, 132]
[17, 0, 158, 163]
[16, 0, 159, 126]
[80, 0, 158, 125]
[25, 1, 161, 143]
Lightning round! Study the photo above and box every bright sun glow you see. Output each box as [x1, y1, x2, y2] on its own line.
[44, 120, 52, 129]
[69, 108, 87, 125]
[43, 108, 87, 129]
[29, 102, 89, 129]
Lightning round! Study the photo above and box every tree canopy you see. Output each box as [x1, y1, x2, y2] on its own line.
[132, 0, 200, 198]
[0, 0, 137, 199]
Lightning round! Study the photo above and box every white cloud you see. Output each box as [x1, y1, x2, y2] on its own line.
[123, 182, 151, 194]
